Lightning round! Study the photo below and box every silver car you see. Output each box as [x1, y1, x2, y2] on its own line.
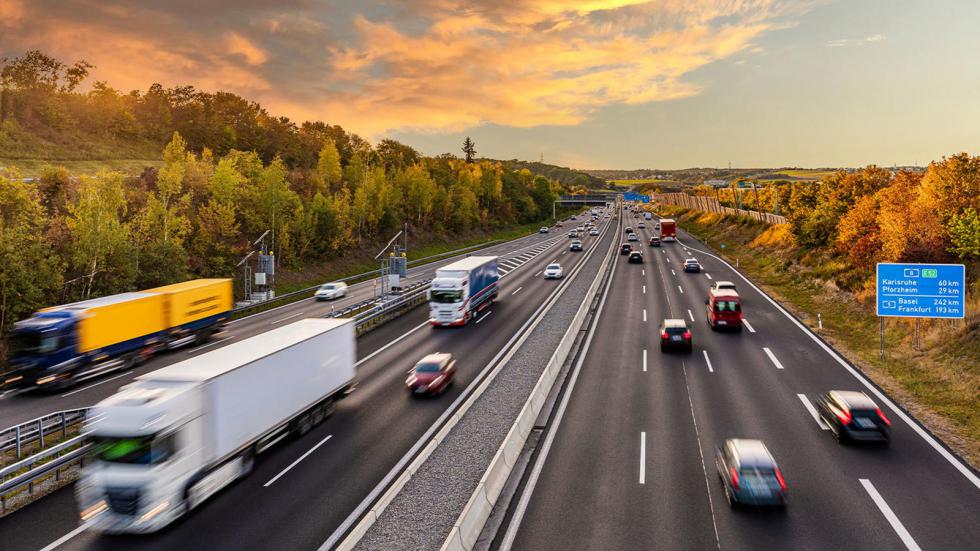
[715, 439, 787, 507]
[314, 282, 348, 301]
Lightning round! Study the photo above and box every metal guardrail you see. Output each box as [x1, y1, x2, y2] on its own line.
[0, 409, 88, 463]
[0, 278, 437, 516]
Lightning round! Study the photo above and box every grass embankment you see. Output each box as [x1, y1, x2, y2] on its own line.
[0, 158, 163, 176]
[657, 206, 980, 467]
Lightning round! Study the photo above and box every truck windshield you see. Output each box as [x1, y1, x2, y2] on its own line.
[91, 435, 175, 465]
[9, 332, 60, 356]
[431, 290, 463, 303]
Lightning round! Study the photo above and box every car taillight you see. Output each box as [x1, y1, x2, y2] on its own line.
[775, 468, 786, 492]
[729, 467, 739, 490]
[876, 407, 891, 426]
[661, 332, 669, 339]
[683, 331, 691, 339]
[836, 409, 852, 426]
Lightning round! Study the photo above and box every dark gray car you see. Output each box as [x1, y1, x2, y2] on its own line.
[715, 438, 787, 507]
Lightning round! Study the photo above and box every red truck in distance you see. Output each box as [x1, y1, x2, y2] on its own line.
[660, 218, 677, 241]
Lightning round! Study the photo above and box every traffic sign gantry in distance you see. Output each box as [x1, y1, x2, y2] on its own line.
[876, 263, 966, 319]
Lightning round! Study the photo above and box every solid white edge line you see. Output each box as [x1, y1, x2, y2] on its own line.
[639, 431, 647, 484]
[860, 479, 922, 551]
[741, 318, 756, 333]
[270, 311, 305, 325]
[264, 434, 333, 487]
[797, 394, 829, 430]
[39, 525, 87, 551]
[499, 236, 618, 551]
[762, 347, 785, 370]
[677, 236, 980, 489]
[680, 359, 722, 550]
[702, 350, 714, 373]
[59, 372, 130, 398]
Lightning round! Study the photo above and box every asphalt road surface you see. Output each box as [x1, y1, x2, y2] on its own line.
[500, 212, 980, 551]
[0, 212, 616, 551]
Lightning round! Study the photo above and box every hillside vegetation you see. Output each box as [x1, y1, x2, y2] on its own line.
[0, 51, 572, 348]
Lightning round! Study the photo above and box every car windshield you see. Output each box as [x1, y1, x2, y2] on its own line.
[714, 301, 740, 312]
[415, 362, 442, 373]
[9, 332, 60, 356]
[430, 289, 463, 303]
[91, 435, 175, 465]
[320, 284, 335, 290]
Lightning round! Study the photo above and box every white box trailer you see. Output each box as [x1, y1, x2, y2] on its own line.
[76, 318, 355, 533]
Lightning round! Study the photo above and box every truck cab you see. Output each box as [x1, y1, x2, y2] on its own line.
[428, 256, 499, 327]
[77, 381, 208, 533]
[429, 272, 470, 326]
[8, 311, 82, 389]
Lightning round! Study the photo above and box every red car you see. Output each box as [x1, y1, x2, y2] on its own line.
[406, 353, 457, 396]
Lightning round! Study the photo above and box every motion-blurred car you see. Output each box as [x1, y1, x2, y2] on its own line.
[406, 353, 456, 396]
[570, 240, 583, 252]
[715, 439, 787, 507]
[568, 231, 578, 239]
[815, 390, 891, 444]
[628, 251, 643, 264]
[628, 233, 639, 242]
[589, 228, 599, 236]
[314, 282, 348, 301]
[621, 243, 632, 255]
[683, 258, 702, 272]
[659, 319, 692, 353]
[638, 222, 646, 229]
[625, 226, 633, 234]
[711, 281, 737, 292]
[539, 227, 550, 233]
[543, 263, 564, 279]
[649, 236, 661, 247]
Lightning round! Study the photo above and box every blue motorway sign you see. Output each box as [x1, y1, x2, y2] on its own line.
[876, 263, 966, 319]
[623, 192, 650, 203]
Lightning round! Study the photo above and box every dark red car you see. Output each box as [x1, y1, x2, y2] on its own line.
[406, 353, 457, 396]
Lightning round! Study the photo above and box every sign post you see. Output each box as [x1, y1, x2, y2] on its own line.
[876, 263, 966, 358]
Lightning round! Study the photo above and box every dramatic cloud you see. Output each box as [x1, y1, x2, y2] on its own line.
[0, 0, 807, 136]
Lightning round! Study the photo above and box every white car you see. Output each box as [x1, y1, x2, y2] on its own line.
[638, 222, 646, 229]
[543, 263, 564, 279]
[314, 282, 348, 300]
[628, 233, 638, 242]
[711, 281, 737, 292]
[589, 228, 599, 236]
[539, 227, 550, 234]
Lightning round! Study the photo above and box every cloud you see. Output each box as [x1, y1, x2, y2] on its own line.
[0, 1, 810, 138]
[828, 34, 886, 47]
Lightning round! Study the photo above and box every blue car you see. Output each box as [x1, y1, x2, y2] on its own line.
[715, 439, 787, 507]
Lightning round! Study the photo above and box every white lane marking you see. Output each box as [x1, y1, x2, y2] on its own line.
[671, 269, 676, 276]
[476, 310, 493, 324]
[860, 479, 922, 551]
[642, 269, 645, 276]
[797, 394, 829, 430]
[703, 350, 714, 373]
[264, 434, 333, 487]
[666, 257, 671, 263]
[763, 347, 785, 369]
[678, 285, 684, 294]
[688, 309, 695, 322]
[643, 349, 648, 372]
[356, 321, 428, 367]
[60, 372, 130, 398]
[639, 432, 647, 484]
[39, 525, 87, 551]
[534, 270, 542, 277]
[642, 285, 646, 294]
[187, 335, 234, 354]
[681, 360, 722, 550]
[500, 260, 521, 269]
[742, 318, 756, 333]
[511, 287, 523, 296]
[271, 311, 304, 325]
[643, 309, 647, 322]
[705, 273, 712, 280]
[498, 269, 511, 276]
[678, 237, 980, 489]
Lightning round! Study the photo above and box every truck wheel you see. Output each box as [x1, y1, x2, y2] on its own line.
[240, 451, 255, 477]
[295, 413, 313, 437]
[321, 400, 336, 419]
[195, 329, 211, 345]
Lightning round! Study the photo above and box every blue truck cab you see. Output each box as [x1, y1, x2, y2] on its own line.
[8, 311, 83, 388]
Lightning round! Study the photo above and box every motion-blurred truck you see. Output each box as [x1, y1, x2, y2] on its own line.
[6, 279, 232, 391]
[76, 318, 356, 533]
[429, 256, 499, 326]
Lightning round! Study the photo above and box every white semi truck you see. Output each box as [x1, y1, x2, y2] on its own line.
[428, 256, 499, 326]
[76, 318, 355, 533]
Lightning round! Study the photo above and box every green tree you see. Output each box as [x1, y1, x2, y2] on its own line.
[462, 137, 476, 163]
[65, 172, 135, 297]
[947, 207, 980, 259]
[316, 139, 343, 193]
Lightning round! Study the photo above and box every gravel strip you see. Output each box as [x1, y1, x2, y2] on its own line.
[356, 224, 615, 551]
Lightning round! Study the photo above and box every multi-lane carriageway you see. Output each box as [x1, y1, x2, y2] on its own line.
[0, 213, 616, 551]
[498, 215, 980, 551]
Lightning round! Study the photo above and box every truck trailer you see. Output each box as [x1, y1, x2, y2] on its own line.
[429, 256, 499, 326]
[7, 279, 232, 391]
[660, 218, 677, 241]
[76, 318, 356, 533]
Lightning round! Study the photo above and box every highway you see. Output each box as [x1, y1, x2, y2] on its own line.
[0, 212, 616, 551]
[499, 212, 980, 551]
